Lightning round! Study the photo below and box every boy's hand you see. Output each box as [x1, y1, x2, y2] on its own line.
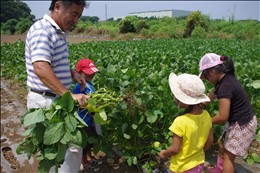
[72, 71, 86, 92]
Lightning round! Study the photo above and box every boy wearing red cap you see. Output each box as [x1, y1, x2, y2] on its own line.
[73, 58, 102, 172]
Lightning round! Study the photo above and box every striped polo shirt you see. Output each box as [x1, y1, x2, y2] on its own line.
[25, 14, 72, 92]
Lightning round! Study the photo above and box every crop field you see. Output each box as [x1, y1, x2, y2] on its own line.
[1, 38, 259, 170]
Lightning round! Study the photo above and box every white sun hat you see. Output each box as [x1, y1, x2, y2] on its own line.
[169, 73, 210, 105]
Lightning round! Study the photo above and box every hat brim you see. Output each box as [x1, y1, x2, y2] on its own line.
[169, 73, 210, 105]
[198, 71, 205, 80]
[82, 67, 99, 75]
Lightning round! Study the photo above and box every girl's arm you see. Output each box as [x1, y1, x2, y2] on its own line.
[208, 89, 216, 102]
[204, 128, 214, 151]
[212, 98, 230, 124]
[203, 89, 216, 107]
[159, 133, 182, 160]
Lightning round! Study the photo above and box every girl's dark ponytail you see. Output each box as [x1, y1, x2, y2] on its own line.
[220, 56, 235, 76]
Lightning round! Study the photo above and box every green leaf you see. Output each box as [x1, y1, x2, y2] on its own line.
[146, 111, 158, 124]
[150, 160, 157, 166]
[38, 159, 54, 173]
[59, 92, 74, 112]
[132, 156, 137, 165]
[81, 129, 88, 148]
[16, 143, 24, 155]
[32, 123, 45, 145]
[132, 124, 138, 130]
[56, 143, 67, 163]
[92, 142, 102, 154]
[74, 112, 88, 127]
[23, 109, 45, 127]
[60, 130, 72, 144]
[87, 98, 96, 107]
[44, 122, 65, 145]
[107, 64, 116, 74]
[127, 157, 132, 166]
[120, 80, 130, 87]
[122, 123, 128, 132]
[71, 129, 83, 146]
[138, 130, 143, 137]
[138, 115, 144, 124]
[44, 148, 57, 160]
[246, 157, 255, 165]
[154, 110, 163, 118]
[251, 80, 260, 89]
[251, 153, 260, 162]
[21, 128, 34, 136]
[121, 68, 128, 73]
[123, 133, 130, 139]
[65, 115, 78, 132]
[87, 136, 98, 144]
[45, 111, 54, 120]
[54, 105, 62, 110]
[142, 162, 149, 169]
[94, 113, 108, 125]
[98, 110, 107, 121]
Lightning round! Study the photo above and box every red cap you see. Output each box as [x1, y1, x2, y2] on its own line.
[76, 58, 99, 75]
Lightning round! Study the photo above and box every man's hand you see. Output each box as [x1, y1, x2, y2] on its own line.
[71, 93, 90, 107]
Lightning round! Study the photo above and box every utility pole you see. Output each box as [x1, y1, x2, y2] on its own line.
[231, 2, 236, 22]
[105, 4, 107, 20]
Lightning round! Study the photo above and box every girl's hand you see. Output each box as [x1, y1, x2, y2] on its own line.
[159, 150, 168, 160]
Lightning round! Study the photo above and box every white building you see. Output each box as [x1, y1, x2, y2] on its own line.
[128, 9, 192, 18]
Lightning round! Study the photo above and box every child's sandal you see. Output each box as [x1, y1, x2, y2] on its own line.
[91, 158, 103, 165]
[84, 164, 99, 172]
[207, 166, 222, 173]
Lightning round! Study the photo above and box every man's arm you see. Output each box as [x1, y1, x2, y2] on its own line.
[33, 61, 89, 106]
[33, 61, 68, 95]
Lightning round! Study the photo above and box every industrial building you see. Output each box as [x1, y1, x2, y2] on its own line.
[128, 9, 192, 18]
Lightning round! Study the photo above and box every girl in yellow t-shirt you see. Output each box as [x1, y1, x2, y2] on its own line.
[159, 73, 214, 173]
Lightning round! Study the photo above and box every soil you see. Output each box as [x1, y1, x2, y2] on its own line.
[1, 34, 260, 173]
[0, 34, 113, 44]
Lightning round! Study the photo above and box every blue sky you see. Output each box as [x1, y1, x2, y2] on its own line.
[23, 1, 260, 21]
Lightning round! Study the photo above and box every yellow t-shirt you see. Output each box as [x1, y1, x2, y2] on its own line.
[169, 110, 212, 172]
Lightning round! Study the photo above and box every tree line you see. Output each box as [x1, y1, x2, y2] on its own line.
[1, 0, 259, 40]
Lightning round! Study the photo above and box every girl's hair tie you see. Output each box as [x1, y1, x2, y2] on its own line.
[220, 56, 225, 61]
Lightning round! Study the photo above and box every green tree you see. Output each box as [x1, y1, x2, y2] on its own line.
[1, 0, 35, 23]
[16, 18, 33, 34]
[2, 19, 19, 34]
[184, 11, 209, 38]
[80, 16, 99, 24]
[136, 20, 149, 33]
[118, 19, 136, 34]
[191, 26, 207, 38]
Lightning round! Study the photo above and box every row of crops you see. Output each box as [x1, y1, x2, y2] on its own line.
[1, 38, 259, 168]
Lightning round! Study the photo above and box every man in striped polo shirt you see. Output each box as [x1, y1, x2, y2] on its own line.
[25, 0, 89, 172]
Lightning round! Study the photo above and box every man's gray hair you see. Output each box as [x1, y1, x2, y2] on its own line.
[49, 0, 89, 11]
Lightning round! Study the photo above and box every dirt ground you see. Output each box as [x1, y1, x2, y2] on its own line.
[0, 34, 112, 44]
[1, 34, 260, 173]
